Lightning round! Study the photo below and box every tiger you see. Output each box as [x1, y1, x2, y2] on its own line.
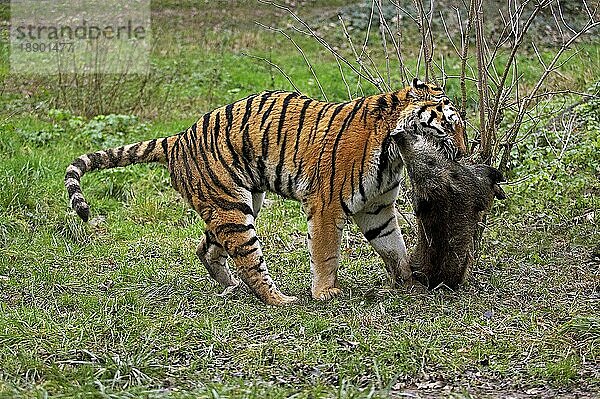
[65, 78, 467, 305]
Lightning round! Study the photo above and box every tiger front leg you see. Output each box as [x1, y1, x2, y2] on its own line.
[306, 208, 345, 300]
[210, 209, 297, 306]
[353, 203, 411, 287]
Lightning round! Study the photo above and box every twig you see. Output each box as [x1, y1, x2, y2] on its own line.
[377, 0, 391, 88]
[255, 21, 327, 100]
[499, 18, 600, 170]
[337, 13, 375, 94]
[474, 0, 490, 163]
[335, 57, 353, 100]
[258, 0, 384, 91]
[488, 1, 553, 146]
[241, 52, 302, 94]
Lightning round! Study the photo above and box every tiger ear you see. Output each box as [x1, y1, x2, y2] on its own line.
[412, 77, 426, 89]
[409, 77, 426, 99]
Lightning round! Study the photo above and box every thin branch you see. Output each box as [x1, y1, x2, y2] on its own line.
[557, 0, 578, 35]
[255, 22, 327, 100]
[357, 0, 386, 91]
[241, 52, 302, 94]
[394, 1, 410, 85]
[337, 13, 378, 89]
[335, 57, 353, 100]
[459, 0, 475, 129]
[258, 0, 384, 91]
[439, 9, 460, 57]
[498, 18, 600, 170]
[474, 0, 491, 162]
[488, 1, 553, 137]
[336, 14, 370, 95]
[375, 0, 404, 87]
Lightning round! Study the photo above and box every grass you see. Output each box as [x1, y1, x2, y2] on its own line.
[1, 1, 599, 397]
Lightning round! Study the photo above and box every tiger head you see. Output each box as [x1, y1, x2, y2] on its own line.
[394, 84, 467, 160]
[407, 78, 446, 102]
[392, 79, 467, 159]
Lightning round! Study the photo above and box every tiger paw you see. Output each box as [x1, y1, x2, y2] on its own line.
[264, 292, 298, 306]
[216, 281, 241, 297]
[312, 286, 342, 301]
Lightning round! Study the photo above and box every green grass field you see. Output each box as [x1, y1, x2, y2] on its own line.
[1, 1, 599, 397]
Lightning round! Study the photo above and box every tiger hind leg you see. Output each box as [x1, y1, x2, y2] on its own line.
[196, 192, 265, 289]
[210, 204, 297, 306]
[196, 230, 239, 289]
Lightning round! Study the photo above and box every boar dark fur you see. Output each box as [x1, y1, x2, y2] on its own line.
[394, 125, 506, 289]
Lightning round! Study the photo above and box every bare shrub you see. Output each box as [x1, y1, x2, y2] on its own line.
[259, 0, 599, 170]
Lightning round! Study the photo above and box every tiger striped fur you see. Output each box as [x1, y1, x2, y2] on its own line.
[65, 78, 466, 305]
